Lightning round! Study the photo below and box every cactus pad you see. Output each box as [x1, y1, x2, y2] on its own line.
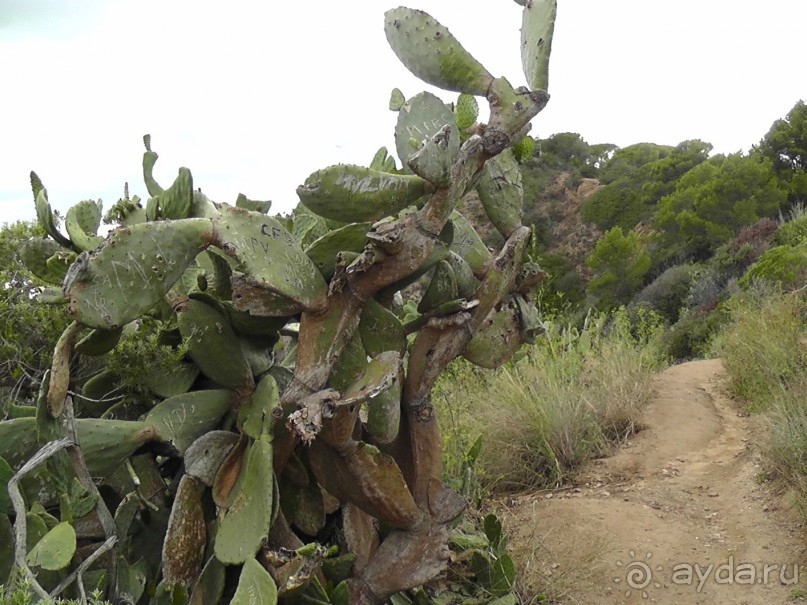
[214, 436, 275, 564]
[449, 211, 492, 275]
[65, 199, 104, 251]
[145, 389, 234, 454]
[454, 93, 479, 130]
[394, 91, 456, 172]
[463, 304, 523, 369]
[297, 164, 431, 223]
[475, 149, 524, 237]
[305, 222, 370, 279]
[212, 205, 328, 314]
[384, 7, 493, 96]
[177, 299, 254, 391]
[521, 0, 557, 92]
[63, 218, 214, 329]
[162, 475, 206, 587]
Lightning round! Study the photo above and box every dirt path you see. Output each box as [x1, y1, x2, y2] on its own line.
[501, 359, 807, 604]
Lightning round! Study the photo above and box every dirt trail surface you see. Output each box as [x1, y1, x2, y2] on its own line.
[501, 359, 807, 604]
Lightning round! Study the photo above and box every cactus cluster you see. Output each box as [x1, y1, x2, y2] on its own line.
[1, 3, 556, 604]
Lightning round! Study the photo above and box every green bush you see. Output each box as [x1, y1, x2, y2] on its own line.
[586, 227, 651, 310]
[739, 242, 807, 291]
[663, 304, 731, 361]
[776, 213, 807, 246]
[632, 263, 697, 322]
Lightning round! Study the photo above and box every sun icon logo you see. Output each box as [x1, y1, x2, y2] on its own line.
[614, 550, 664, 599]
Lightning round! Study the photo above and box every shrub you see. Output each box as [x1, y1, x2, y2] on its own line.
[776, 213, 807, 246]
[632, 263, 697, 322]
[739, 243, 807, 291]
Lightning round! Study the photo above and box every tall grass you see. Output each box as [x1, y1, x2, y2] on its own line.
[712, 287, 807, 410]
[712, 289, 807, 509]
[435, 308, 666, 493]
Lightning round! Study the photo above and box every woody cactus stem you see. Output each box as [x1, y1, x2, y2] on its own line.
[2, 3, 557, 605]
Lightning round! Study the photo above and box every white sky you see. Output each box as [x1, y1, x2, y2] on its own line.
[1, 0, 805, 226]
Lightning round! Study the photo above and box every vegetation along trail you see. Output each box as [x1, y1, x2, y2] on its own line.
[503, 359, 807, 604]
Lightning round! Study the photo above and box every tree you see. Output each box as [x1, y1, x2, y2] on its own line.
[585, 227, 651, 309]
[580, 141, 711, 231]
[652, 153, 787, 262]
[757, 100, 807, 205]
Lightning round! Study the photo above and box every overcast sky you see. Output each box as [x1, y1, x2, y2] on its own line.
[1, 0, 805, 226]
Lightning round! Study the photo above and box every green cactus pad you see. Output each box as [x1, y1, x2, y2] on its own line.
[394, 91, 456, 172]
[463, 305, 523, 369]
[407, 125, 460, 187]
[33, 183, 74, 249]
[63, 218, 214, 329]
[177, 299, 254, 391]
[454, 93, 479, 130]
[384, 8, 494, 96]
[196, 249, 235, 300]
[308, 440, 421, 530]
[238, 373, 279, 439]
[27, 521, 76, 571]
[145, 389, 234, 454]
[75, 369, 119, 417]
[184, 431, 240, 487]
[305, 222, 369, 279]
[231, 556, 278, 605]
[512, 135, 536, 163]
[521, 0, 557, 92]
[239, 335, 275, 377]
[297, 164, 431, 223]
[342, 351, 401, 404]
[188, 556, 226, 605]
[418, 260, 459, 313]
[450, 211, 492, 275]
[75, 327, 122, 356]
[359, 298, 406, 357]
[65, 199, 104, 251]
[155, 167, 194, 220]
[214, 436, 275, 564]
[142, 134, 164, 197]
[212, 205, 328, 314]
[364, 367, 401, 444]
[76, 418, 163, 477]
[329, 330, 368, 394]
[236, 193, 272, 214]
[447, 252, 480, 298]
[20, 238, 71, 284]
[163, 475, 206, 588]
[370, 147, 390, 171]
[475, 149, 524, 237]
[292, 205, 329, 248]
[389, 88, 406, 111]
[144, 361, 200, 399]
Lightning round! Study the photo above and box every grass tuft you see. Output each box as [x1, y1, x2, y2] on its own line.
[436, 308, 666, 493]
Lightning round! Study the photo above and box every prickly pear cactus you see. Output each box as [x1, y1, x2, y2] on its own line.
[1, 3, 556, 604]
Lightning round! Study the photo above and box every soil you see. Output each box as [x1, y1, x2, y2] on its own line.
[500, 359, 807, 604]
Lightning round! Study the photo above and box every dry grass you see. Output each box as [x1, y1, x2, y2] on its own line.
[436, 309, 666, 493]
